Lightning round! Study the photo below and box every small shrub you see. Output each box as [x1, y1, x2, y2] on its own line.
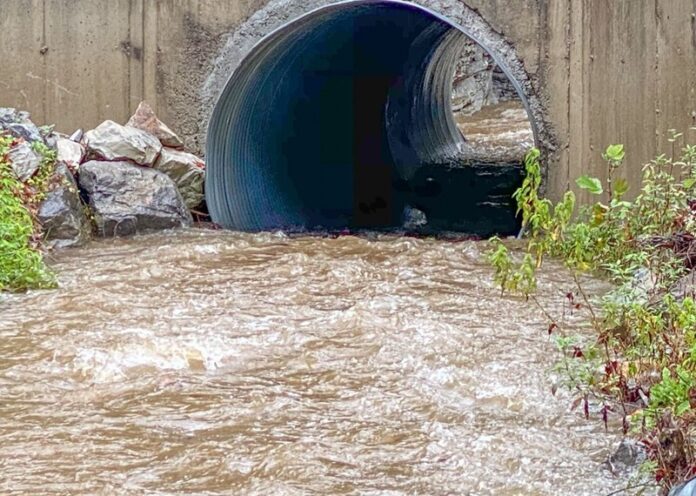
[0, 135, 56, 292]
[489, 133, 696, 492]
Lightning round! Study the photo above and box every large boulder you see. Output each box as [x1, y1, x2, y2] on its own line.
[79, 160, 192, 237]
[38, 163, 91, 248]
[126, 101, 184, 149]
[153, 147, 205, 209]
[83, 120, 162, 166]
[0, 108, 43, 143]
[8, 140, 42, 181]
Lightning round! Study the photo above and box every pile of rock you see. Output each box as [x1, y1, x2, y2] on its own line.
[0, 102, 205, 249]
[450, 38, 517, 116]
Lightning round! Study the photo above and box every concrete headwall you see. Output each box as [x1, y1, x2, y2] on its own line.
[0, 0, 266, 152]
[1, 0, 695, 202]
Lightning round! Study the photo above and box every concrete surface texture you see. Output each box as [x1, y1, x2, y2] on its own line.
[1, 0, 695, 203]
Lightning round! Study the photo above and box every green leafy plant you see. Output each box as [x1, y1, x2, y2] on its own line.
[490, 137, 696, 492]
[0, 135, 56, 292]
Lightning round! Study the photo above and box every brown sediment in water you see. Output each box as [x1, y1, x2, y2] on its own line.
[455, 100, 535, 165]
[0, 229, 626, 494]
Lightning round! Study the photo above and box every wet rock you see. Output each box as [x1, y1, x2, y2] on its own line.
[79, 160, 192, 237]
[0, 108, 44, 143]
[609, 268, 696, 307]
[83, 120, 162, 167]
[55, 137, 85, 173]
[38, 163, 91, 249]
[154, 147, 205, 209]
[671, 477, 696, 496]
[605, 439, 647, 475]
[670, 271, 696, 301]
[450, 40, 516, 116]
[402, 205, 428, 231]
[7, 140, 42, 181]
[39, 124, 55, 141]
[126, 101, 184, 149]
[69, 129, 83, 142]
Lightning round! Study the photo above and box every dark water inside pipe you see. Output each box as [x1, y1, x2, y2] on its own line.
[0, 230, 633, 494]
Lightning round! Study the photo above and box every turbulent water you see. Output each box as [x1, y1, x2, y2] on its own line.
[0, 229, 629, 495]
[455, 100, 535, 164]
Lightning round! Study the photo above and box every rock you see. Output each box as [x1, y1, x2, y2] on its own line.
[126, 101, 184, 149]
[39, 124, 55, 140]
[402, 205, 428, 231]
[55, 137, 85, 174]
[0, 108, 44, 143]
[38, 163, 91, 249]
[604, 439, 647, 475]
[604, 268, 656, 307]
[670, 271, 696, 301]
[450, 40, 516, 116]
[69, 129, 83, 142]
[79, 160, 192, 237]
[153, 147, 205, 209]
[671, 477, 696, 496]
[8, 140, 42, 181]
[83, 120, 162, 167]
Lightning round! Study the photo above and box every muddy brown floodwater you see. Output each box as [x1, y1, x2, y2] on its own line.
[0, 230, 629, 495]
[455, 100, 535, 164]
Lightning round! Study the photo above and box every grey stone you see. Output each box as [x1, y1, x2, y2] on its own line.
[670, 271, 696, 301]
[605, 439, 646, 475]
[0, 108, 44, 143]
[153, 147, 205, 209]
[39, 124, 55, 140]
[126, 101, 184, 149]
[8, 141, 42, 181]
[69, 129, 83, 142]
[450, 39, 517, 116]
[79, 160, 192, 237]
[38, 163, 91, 249]
[402, 205, 428, 231]
[55, 137, 85, 173]
[671, 477, 696, 496]
[84, 120, 162, 167]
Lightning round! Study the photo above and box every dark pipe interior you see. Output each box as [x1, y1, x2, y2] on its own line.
[206, 1, 527, 235]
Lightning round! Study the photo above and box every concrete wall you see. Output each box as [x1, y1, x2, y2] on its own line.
[1, 0, 695, 202]
[0, 0, 266, 151]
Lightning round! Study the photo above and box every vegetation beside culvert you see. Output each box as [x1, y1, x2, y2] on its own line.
[491, 137, 696, 495]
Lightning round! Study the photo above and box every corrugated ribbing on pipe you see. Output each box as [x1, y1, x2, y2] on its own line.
[206, 1, 488, 231]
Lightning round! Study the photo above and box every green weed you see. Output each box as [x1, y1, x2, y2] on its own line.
[489, 133, 696, 492]
[0, 134, 56, 292]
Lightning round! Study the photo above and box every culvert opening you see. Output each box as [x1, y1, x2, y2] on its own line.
[206, 0, 536, 236]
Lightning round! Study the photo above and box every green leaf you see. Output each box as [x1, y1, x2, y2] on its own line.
[591, 203, 609, 226]
[614, 178, 629, 198]
[677, 400, 691, 416]
[662, 367, 671, 382]
[576, 175, 604, 195]
[684, 177, 696, 190]
[605, 144, 625, 162]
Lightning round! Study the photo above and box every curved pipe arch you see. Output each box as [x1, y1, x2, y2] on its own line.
[206, 0, 539, 232]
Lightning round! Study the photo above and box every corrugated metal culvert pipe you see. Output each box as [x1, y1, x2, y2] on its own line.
[206, 0, 533, 235]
